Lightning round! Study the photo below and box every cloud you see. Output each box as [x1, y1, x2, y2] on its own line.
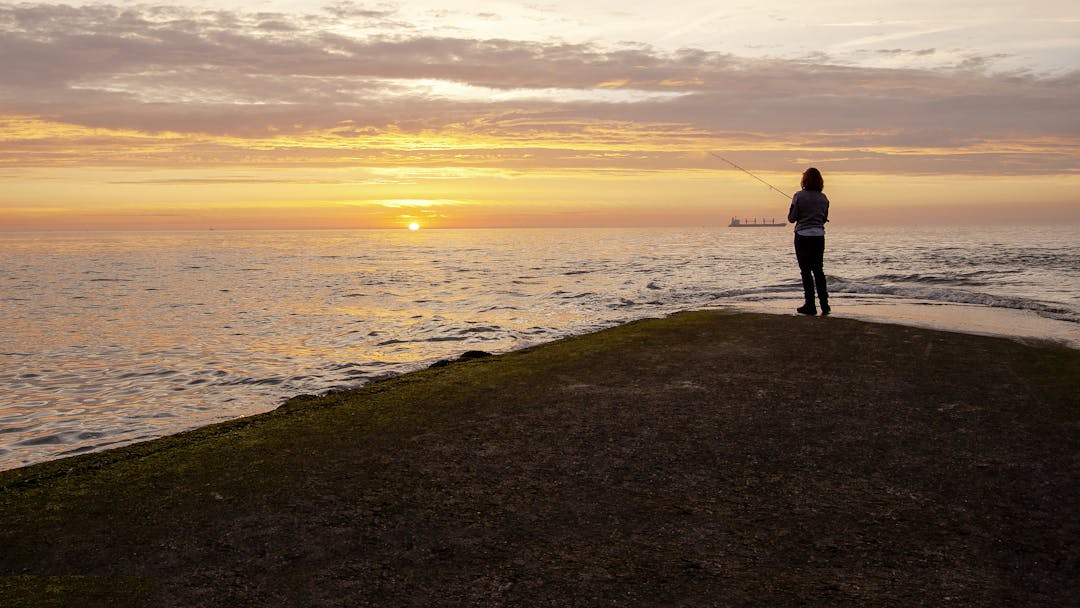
[872, 48, 937, 57]
[321, 1, 399, 21]
[0, 2, 1077, 176]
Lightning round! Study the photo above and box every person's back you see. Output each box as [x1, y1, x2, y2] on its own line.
[788, 190, 829, 236]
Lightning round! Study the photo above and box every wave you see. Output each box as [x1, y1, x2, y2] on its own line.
[867, 270, 1021, 287]
[711, 283, 793, 300]
[16, 430, 110, 447]
[829, 276, 1077, 322]
[704, 276, 1076, 323]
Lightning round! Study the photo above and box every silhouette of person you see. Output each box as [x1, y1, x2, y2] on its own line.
[788, 168, 830, 315]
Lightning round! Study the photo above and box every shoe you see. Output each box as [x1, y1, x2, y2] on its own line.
[820, 302, 831, 316]
[796, 305, 817, 316]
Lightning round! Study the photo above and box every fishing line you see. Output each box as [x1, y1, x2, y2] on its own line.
[709, 152, 792, 199]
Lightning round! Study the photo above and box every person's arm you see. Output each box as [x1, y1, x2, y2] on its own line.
[787, 193, 799, 223]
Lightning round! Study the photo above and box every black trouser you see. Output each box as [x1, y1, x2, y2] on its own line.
[794, 234, 828, 307]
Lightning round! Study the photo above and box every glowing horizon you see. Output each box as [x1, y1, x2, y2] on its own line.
[1, 1, 1078, 230]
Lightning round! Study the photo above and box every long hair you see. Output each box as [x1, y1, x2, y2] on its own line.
[801, 168, 824, 192]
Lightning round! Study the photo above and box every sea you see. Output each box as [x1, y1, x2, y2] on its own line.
[2, 225, 1078, 471]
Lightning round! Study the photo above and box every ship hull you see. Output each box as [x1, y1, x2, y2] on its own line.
[728, 217, 785, 227]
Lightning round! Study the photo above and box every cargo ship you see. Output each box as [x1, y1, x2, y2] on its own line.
[728, 217, 785, 227]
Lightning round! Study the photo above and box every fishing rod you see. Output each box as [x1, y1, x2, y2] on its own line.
[709, 152, 792, 199]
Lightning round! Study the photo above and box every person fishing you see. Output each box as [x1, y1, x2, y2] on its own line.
[787, 168, 830, 315]
[710, 154, 831, 315]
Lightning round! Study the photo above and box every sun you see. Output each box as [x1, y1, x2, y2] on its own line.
[408, 222, 420, 231]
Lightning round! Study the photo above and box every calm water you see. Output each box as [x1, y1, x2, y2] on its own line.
[2, 226, 1078, 470]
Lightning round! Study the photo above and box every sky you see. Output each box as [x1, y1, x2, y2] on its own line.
[1, 0, 1078, 230]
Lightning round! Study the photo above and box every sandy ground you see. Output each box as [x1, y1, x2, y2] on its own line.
[1, 311, 1078, 607]
[732, 297, 1080, 349]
